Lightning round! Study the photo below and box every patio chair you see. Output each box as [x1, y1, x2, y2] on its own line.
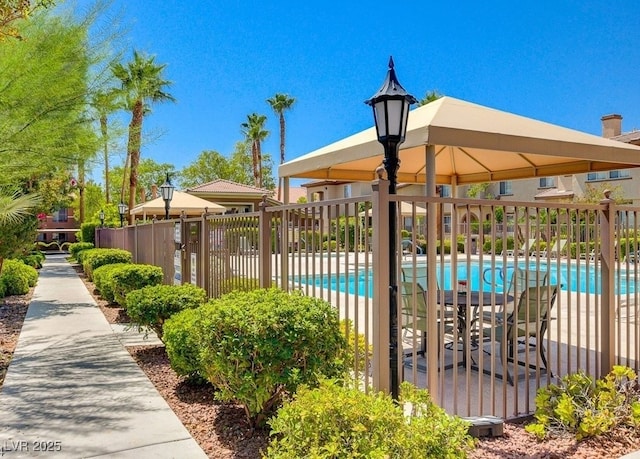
[482, 284, 558, 385]
[539, 239, 567, 258]
[478, 268, 548, 322]
[503, 238, 537, 257]
[401, 264, 428, 290]
[401, 282, 455, 357]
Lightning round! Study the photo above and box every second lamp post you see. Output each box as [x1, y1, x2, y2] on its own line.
[160, 173, 175, 220]
[365, 56, 417, 401]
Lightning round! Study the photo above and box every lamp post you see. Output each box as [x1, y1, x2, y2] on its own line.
[99, 210, 105, 228]
[159, 172, 175, 220]
[365, 56, 417, 400]
[118, 202, 127, 228]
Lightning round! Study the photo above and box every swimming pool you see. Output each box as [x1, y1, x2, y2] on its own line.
[295, 260, 637, 297]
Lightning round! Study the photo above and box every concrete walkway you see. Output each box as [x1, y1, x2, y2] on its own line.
[0, 254, 207, 458]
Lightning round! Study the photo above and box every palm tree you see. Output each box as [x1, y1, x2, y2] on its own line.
[0, 190, 40, 272]
[111, 51, 175, 223]
[241, 113, 269, 188]
[91, 89, 121, 205]
[266, 93, 295, 200]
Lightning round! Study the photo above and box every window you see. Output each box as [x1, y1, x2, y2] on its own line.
[443, 215, 452, 233]
[343, 184, 352, 198]
[52, 209, 68, 222]
[610, 170, 630, 179]
[499, 181, 512, 195]
[439, 185, 451, 197]
[539, 177, 555, 188]
[587, 170, 629, 181]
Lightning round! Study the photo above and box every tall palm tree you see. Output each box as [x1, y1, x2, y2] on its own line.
[241, 113, 269, 188]
[111, 50, 175, 223]
[266, 93, 295, 200]
[91, 89, 121, 205]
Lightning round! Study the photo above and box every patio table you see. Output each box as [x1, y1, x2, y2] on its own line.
[438, 290, 514, 369]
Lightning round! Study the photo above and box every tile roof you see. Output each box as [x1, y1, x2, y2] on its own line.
[274, 187, 307, 203]
[187, 179, 273, 195]
[534, 188, 575, 200]
[611, 130, 640, 144]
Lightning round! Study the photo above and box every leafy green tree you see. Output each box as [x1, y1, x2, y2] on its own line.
[418, 89, 443, 106]
[108, 158, 177, 205]
[266, 93, 295, 200]
[0, 13, 94, 188]
[241, 113, 269, 188]
[179, 143, 274, 190]
[111, 50, 175, 223]
[575, 182, 626, 204]
[0, 0, 54, 40]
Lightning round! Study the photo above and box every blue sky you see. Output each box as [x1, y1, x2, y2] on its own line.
[98, 0, 640, 185]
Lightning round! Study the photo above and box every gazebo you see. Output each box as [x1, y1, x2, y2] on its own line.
[129, 191, 226, 219]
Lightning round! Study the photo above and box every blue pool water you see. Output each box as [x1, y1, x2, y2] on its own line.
[296, 261, 637, 297]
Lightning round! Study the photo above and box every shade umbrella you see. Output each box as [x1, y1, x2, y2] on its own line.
[129, 191, 226, 219]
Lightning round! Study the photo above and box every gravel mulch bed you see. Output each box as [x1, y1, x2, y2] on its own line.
[0, 289, 32, 387]
[1, 262, 638, 457]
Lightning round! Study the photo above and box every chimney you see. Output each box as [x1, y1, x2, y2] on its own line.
[151, 184, 158, 200]
[601, 114, 622, 138]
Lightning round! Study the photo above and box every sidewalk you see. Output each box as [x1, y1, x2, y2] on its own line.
[0, 254, 207, 458]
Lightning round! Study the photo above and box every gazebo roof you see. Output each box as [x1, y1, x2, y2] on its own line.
[280, 97, 640, 185]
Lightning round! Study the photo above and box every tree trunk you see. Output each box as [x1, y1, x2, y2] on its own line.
[101, 114, 110, 204]
[252, 141, 259, 188]
[78, 158, 85, 224]
[128, 99, 144, 224]
[277, 113, 285, 201]
[256, 141, 262, 189]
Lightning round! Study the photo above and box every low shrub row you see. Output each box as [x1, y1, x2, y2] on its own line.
[68, 242, 94, 260]
[74, 248, 475, 456]
[81, 248, 132, 281]
[0, 258, 39, 297]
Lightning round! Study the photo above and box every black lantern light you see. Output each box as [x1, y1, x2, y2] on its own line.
[118, 202, 127, 228]
[99, 209, 105, 228]
[159, 172, 175, 220]
[365, 56, 417, 400]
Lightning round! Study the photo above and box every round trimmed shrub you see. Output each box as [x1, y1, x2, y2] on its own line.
[197, 288, 348, 427]
[109, 264, 163, 306]
[163, 307, 204, 379]
[92, 263, 130, 304]
[69, 242, 94, 260]
[126, 283, 207, 336]
[18, 251, 45, 269]
[265, 380, 474, 458]
[81, 248, 132, 280]
[1, 259, 38, 295]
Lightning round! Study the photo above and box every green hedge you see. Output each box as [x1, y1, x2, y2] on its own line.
[265, 380, 474, 459]
[125, 284, 206, 336]
[185, 288, 347, 427]
[1, 259, 38, 296]
[80, 222, 98, 244]
[92, 263, 130, 304]
[163, 307, 203, 379]
[69, 242, 94, 260]
[18, 250, 45, 269]
[81, 248, 132, 281]
[109, 264, 163, 306]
